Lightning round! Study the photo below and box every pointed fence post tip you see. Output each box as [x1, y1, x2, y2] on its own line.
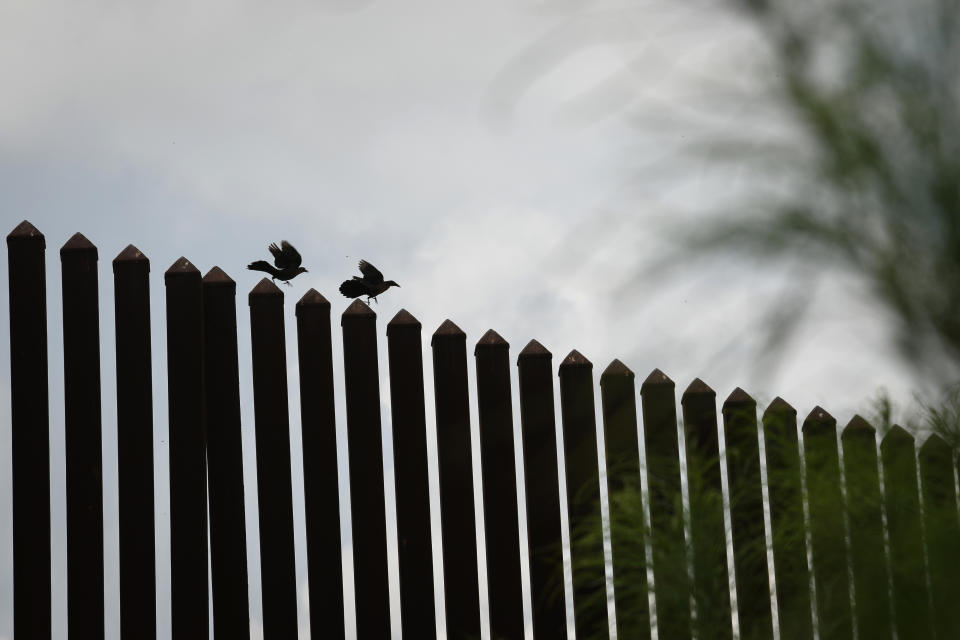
[802, 406, 836, 435]
[517, 339, 551, 362]
[841, 415, 875, 440]
[682, 377, 714, 397]
[202, 266, 235, 287]
[559, 349, 592, 370]
[723, 387, 755, 407]
[763, 396, 796, 418]
[60, 232, 97, 256]
[7, 220, 45, 246]
[249, 277, 284, 305]
[164, 257, 200, 281]
[600, 358, 633, 380]
[386, 309, 420, 335]
[880, 424, 915, 451]
[474, 329, 508, 355]
[297, 288, 330, 308]
[641, 368, 673, 389]
[113, 244, 149, 267]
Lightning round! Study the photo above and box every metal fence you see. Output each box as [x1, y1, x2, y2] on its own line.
[6, 220, 960, 640]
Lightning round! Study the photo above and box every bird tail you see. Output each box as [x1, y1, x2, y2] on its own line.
[339, 279, 367, 298]
[247, 260, 279, 277]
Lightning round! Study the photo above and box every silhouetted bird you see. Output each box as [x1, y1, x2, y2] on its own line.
[339, 260, 400, 303]
[247, 241, 308, 286]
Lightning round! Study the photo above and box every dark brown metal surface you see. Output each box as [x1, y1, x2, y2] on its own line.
[203, 267, 250, 640]
[431, 319, 481, 638]
[113, 244, 157, 640]
[558, 350, 607, 640]
[296, 289, 345, 639]
[249, 278, 298, 637]
[6, 220, 51, 640]
[640, 369, 690, 640]
[599, 359, 649, 640]
[802, 407, 852, 640]
[474, 329, 523, 640]
[721, 389, 772, 640]
[680, 378, 731, 640]
[386, 310, 436, 640]
[61, 232, 105, 639]
[840, 416, 891, 640]
[517, 340, 567, 639]
[341, 299, 390, 639]
[165, 256, 209, 639]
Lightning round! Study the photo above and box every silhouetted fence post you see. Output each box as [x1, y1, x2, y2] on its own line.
[7, 220, 51, 640]
[879, 425, 932, 639]
[517, 340, 567, 638]
[297, 289, 345, 639]
[203, 267, 250, 640]
[113, 245, 157, 640]
[722, 389, 772, 640]
[599, 360, 650, 640]
[918, 434, 960, 639]
[341, 299, 391, 639]
[840, 416, 891, 640]
[164, 257, 208, 639]
[762, 398, 813, 640]
[249, 279, 298, 637]
[558, 350, 608, 639]
[802, 407, 852, 640]
[475, 329, 523, 640]
[386, 310, 436, 640]
[681, 378, 731, 640]
[61, 232, 105, 639]
[640, 369, 690, 640]
[432, 319, 482, 638]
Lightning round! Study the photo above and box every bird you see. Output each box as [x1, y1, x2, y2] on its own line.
[339, 260, 400, 303]
[247, 241, 308, 286]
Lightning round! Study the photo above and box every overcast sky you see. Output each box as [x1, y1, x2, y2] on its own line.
[0, 0, 922, 638]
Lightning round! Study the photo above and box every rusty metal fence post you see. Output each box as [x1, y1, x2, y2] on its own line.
[249, 279, 298, 637]
[475, 329, 523, 640]
[680, 378, 731, 640]
[721, 389, 772, 640]
[113, 245, 156, 640]
[802, 407, 852, 640]
[640, 369, 690, 640]
[918, 434, 960, 639]
[432, 319, 482, 638]
[517, 339, 567, 639]
[558, 350, 608, 640]
[879, 426, 932, 639]
[840, 416, 891, 640]
[296, 289, 345, 639]
[61, 232, 105, 639]
[6, 220, 51, 640]
[203, 267, 250, 640]
[762, 399, 813, 640]
[386, 310, 436, 640]
[165, 257, 208, 639]
[341, 299, 391, 638]
[599, 360, 650, 640]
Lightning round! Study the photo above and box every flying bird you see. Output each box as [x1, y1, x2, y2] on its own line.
[339, 260, 400, 303]
[247, 241, 308, 286]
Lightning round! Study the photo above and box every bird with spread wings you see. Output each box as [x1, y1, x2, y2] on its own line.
[339, 260, 400, 303]
[247, 241, 308, 285]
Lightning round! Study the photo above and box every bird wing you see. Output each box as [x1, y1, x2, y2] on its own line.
[358, 260, 384, 283]
[270, 241, 302, 269]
